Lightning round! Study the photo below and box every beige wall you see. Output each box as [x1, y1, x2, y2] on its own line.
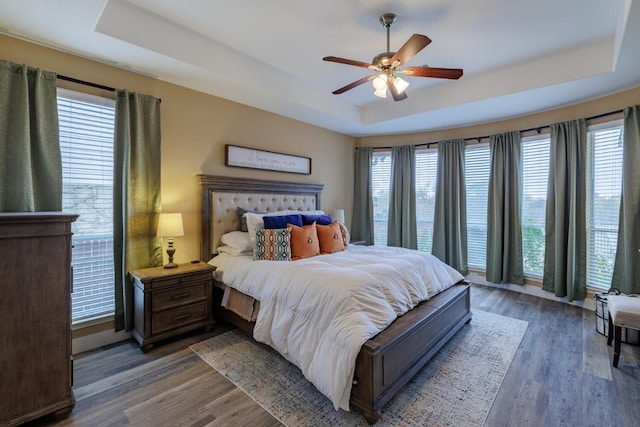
[0, 34, 355, 264]
[4, 33, 640, 264]
[357, 87, 640, 147]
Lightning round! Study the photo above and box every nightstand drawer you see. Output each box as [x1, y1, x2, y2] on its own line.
[149, 271, 212, 289]
[152, 302, 208, 334]
[151, 282, 207, 312]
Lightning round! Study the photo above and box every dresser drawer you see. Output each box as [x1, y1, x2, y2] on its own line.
[151, 282, 207, 312]
[152, 302, 208, 334]
[149, 271, 213, 289]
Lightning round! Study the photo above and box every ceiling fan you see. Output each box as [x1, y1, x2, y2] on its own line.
[323, 13, 463, 101]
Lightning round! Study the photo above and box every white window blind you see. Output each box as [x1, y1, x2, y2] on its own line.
[371, 151, 391, 246]
[415, 149, 438, 252]
[521, 135, 550, 276]
[465, 144, 490, 269]
[58, 88, 116, 322]
[587, 122, 623, 290]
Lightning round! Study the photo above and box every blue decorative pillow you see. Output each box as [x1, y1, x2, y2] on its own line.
[302, 214, 332, 225]
[254, 228, 292, 261]
[263, 214, 303, 229]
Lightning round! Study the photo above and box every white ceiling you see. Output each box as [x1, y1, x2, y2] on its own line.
[1, 0, 638, 137]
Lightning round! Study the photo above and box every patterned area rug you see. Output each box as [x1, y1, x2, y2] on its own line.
[190, 310, 528, 426]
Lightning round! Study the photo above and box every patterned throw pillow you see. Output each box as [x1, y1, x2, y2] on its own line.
[316, 221, 346, 254]
[254, 228, 292, 261]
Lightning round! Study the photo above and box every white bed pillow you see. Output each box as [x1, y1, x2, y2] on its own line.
[288, 209, 325, 216]
[220, 231, 252, 254]
[217, 244, 252, 257]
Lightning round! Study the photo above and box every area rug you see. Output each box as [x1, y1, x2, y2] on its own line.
[190, 310, 528, 426]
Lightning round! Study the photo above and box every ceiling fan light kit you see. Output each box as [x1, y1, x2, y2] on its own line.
[323, 13, 463, 101]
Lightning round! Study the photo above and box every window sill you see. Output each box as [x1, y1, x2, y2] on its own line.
[71, 314, 131, 355]
[466, 270, 596, 311]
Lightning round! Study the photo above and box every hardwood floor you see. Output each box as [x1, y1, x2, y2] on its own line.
[27, 284, 640, 427]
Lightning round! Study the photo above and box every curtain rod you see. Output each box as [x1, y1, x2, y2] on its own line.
[364, 108, 625, 150]
[56, 74, 162, 103]
[57, 74, 116, 92]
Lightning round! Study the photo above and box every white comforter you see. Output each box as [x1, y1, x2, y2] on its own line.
[209, 245, 463, 411]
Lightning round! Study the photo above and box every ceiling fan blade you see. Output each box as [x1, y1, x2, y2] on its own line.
[323, 56, 376, 70]
[387, 78, 408, 101]
[390, 34, 432, 67]
[332, 75, 375, 94]
[402, 66, 463, 79]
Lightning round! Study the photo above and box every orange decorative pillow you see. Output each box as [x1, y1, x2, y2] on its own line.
[288, 222, 320, 260]
[317, 221, 346, 254]
[338, 222, 349, 248]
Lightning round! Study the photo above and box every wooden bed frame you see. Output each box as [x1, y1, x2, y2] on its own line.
[198, 174, 472, 424]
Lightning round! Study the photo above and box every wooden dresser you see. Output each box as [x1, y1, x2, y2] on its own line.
[0, 212, 78, 426]
[130, 262, 216, 352]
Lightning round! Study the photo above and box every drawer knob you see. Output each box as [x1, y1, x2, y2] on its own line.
[172, 313, 191, 322]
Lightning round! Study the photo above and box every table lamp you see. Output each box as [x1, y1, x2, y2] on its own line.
[156, 213, 184, 268]
[332, 209, 345, 224]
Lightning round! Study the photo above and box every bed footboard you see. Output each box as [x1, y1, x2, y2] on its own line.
[350, 282, 472, 424]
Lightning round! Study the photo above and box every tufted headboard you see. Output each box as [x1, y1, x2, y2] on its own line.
[198, 174, 324, 261]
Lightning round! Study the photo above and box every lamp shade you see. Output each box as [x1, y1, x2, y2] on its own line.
[332, 209, 345, 224]
[372, 74, 388, 90]
[393, 76, 409, 94]
[156, 213, 184, 237]
[373, 87, 387, 98]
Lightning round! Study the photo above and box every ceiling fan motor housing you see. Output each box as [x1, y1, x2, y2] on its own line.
[372, 52, 396, 69]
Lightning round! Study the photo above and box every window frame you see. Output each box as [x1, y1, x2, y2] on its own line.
[415, 147, 438, 253]
[464, 142, 491, 270]
[371, 150, 392, 246]
[58, 88, 117, 324]
[520, 133, 551, 278]
[586, 119, 624, 292]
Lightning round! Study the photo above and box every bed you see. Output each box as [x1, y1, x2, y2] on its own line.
[198, 174, 472, 424]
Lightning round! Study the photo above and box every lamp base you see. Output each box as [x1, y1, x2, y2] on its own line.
[164, 243, 178, 269]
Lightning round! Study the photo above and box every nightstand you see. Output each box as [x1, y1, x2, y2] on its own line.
[129, 262, 216, 352]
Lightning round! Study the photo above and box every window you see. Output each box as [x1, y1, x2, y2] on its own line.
[465, 144, 490, 269]
[415, 149, 438, 252]
[58, 89, 116, 323]
[371, 151, 391, 246]
[587, 121, 623, 290]
[521, 135, 550, 276]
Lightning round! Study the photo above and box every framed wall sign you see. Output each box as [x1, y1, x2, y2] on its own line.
[225, 144, 312, 175]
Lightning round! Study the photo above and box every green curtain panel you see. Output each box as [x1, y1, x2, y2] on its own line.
[611, 105, 640, 294]
[387, 145, 417, 249]
[432, 138, 468, 274]
[0, 60, 61, 211]
[114, 90, 163, 332]
[351, 147, 374, 245]
[486, 132, 523, 284]
[542, 119, 587, 301]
